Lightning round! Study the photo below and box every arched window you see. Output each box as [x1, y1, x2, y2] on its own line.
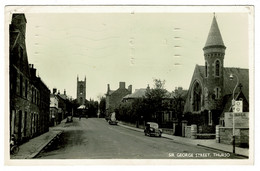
[205, 61, 208, 77]
[214, 87, 221, 99]
[192, 81, 202, 111]
[215, 60, 220, 76]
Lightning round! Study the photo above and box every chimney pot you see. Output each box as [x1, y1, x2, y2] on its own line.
[128, 85, 132, 94]
[53, 88, 57, 94]
[119, 82, 125, 89]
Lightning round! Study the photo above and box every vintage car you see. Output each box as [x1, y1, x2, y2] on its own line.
[108, 119, 118, 125]
[144, 122, 162, 137]
[108, 112, 118, 125]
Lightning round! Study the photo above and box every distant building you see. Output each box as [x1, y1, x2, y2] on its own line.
[183, 15, 249, 133]
[9, 14, 50, 144]
[122, 88, 146, 102]
[50, 88, 59, 126]
[56, 89, 71, 122]
[77, 76, 86, 105]
[106, 82, 132, 114]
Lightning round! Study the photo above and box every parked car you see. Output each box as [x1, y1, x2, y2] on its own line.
[66, 116, 73, 123]
[144, 122, 162, 137]
[108, 119, 118, 125]
[108, 112, 118, 125]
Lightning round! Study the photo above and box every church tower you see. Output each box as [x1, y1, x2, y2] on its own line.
[203, 15, 226, 110]
[77, 76, 86, 105]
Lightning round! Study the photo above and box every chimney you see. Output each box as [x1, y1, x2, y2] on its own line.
[53, 88, 57, 94]
[119, 82, 125, 89]
[58, 90, 60, 94]
[64, 89, 66, 95]
[30, 66, 36, 78]
[107, 84, 110, 93]
[128, 85, 132, 94]
[147, 84, 150, 92]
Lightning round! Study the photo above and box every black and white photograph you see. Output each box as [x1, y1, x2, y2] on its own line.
[4, 5, 254, 165]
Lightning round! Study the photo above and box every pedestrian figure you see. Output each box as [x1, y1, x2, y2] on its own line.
[79, 115, 81, 121]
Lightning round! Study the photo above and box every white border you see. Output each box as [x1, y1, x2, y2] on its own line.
[1, 0, 259, 170]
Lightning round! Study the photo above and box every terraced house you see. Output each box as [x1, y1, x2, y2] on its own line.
[9, 14, 50, 144]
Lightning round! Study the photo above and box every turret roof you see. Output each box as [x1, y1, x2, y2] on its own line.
[204, 16, 225, 48]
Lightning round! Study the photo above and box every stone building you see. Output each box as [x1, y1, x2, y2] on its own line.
[9, 14, 50, 144]
[56, 89, 70, 122]
[183, 15, 249, 133]
[50, 88, 59, 126]
[29, 65, 50, 135]
[105, 82, 132, 114]
[76, 76, 86, 105]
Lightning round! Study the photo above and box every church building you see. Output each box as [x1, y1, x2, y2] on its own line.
[76, 76, 86, 105]
[183, 15, 249, 133]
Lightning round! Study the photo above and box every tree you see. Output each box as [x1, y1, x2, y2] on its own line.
[144, 79, 169, 117]
[87, 99, 99, 118]
[99, 96, 106, 118]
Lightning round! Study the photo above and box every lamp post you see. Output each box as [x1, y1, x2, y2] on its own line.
[229, 73, 239, 153]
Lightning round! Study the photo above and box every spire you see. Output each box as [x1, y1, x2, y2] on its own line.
[204, 15, 225, 48]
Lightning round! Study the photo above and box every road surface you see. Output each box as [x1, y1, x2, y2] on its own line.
[36, 118, 245, 159]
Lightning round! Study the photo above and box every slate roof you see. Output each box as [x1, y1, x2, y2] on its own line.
[123, 88, 147, 99]
[204, 16, 225, 48]
[223, 67, 249, 101]
[123, 88, 176, 100]
[196, 65, 249, 100]
[107, 90, 115, 95]
[184, 65, 249, 113]
[57, 94, 68, 100]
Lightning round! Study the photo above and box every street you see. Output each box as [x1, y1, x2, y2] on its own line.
[36, 118, 245, 159]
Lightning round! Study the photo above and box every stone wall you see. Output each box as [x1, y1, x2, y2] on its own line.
[219, 127, 249, 148]
[185, 126, 191, 138]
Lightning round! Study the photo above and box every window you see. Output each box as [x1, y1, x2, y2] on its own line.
[216, 87, 219, 99]
[192, 81, 202, 111]
[215, 60, 220, 76]
[25, 80, 28, 99]
[24, 112, 27, 137]
[208, 110, 212, 126]
[20, 75, 23, 97]
[214, 87, 221, 99]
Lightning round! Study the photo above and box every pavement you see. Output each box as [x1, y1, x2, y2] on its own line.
[117, 122, 249, 158]
[10, 119, 66, 159]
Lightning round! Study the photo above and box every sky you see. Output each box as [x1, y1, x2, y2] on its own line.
[13, 7, 250, 101]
